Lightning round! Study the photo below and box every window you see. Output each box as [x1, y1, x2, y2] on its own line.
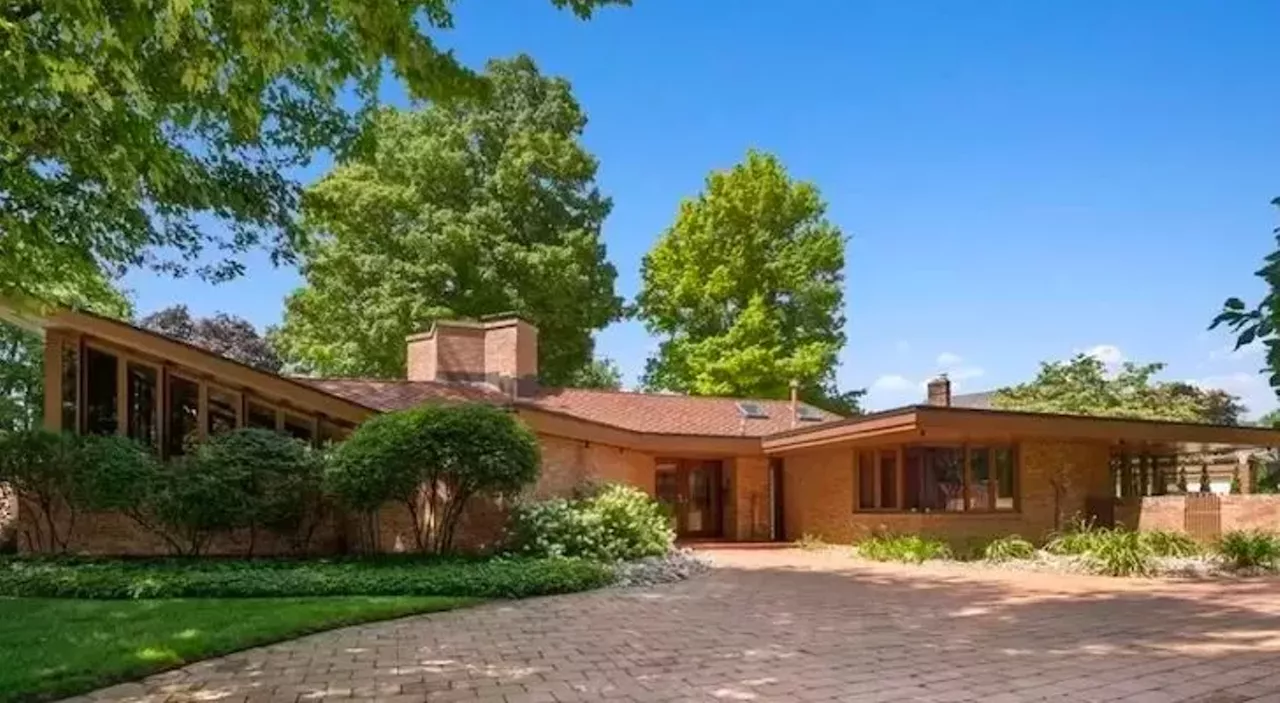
[167, 375, 200, 456]
[283, 413, 314, 443]
[126, 363, 159, 449]
[318, 420, 353, 446]
[60, 342, 79, 432]
[857, 452, 876, 509]
[246, 400, 278, 430]
[856, 444, 1018, 513]
[879, 452, 898, 509]
[735, 402, 769, 419]
[207, 386, 239, 436]
[84, 347, 119, 435]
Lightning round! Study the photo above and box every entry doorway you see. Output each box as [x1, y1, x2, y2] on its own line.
[655, 459, 723, 538]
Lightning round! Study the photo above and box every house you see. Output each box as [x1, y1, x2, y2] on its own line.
[5, 302, 1280, 554]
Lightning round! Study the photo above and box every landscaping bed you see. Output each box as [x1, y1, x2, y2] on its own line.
[0, 554, 616, 599]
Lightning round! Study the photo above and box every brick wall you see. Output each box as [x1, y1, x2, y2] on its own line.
[1116, 495, 1280, 534]
[781, 440, 1113, 545]
[726, 456, 770, 540]
[0, 483, 15, 550]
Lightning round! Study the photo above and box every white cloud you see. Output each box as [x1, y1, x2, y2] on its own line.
[1192, 372, 1276, 420]
[1080, 344, 1126, 367]
[871, 374, 914, 392]
[936, 352, 963, 367]
[948, 366, 985, 382]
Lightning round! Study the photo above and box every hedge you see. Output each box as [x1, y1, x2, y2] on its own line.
[0, 556, 615, 600]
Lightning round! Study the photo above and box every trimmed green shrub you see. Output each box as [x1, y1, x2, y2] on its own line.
[1087, 530, 1154, 577]
[0, 556, 614, 600]
[1217, 530, 1280, 571]
[856, 534, 950, 564]
[983, 535, 1036, 562]
[1139, 530, 1199, 558]
[509, 484, 673, 562]
[329, 404, 540, 553]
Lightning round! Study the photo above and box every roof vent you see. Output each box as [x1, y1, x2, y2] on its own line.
[796, 406, 825, 422]
[736, 401, 769, 419]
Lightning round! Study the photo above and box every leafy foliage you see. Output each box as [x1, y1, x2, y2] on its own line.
[568, 358, 625, 390]
[992, 354, 1245, 423]
[635, 150, 860, 413]
[1087, 530, 1155, 577]
[1211, 200, 1280, 399]
[329, 404, 541, 553]
[0, 555, 614, 600]
[982, 535, 1036, 562]
[0, 431, 157, 552]
[1139, 530, 1200, 558]
[1216, 530, 1280, 571]
[508, 484, 674, 561]
[273, 56, 623, 383]
[139, 306, 282, 372]
[0, 0, 625, 301]
[855, 534, 951, 564]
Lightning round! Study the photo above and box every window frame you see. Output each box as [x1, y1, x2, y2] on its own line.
[852, 442, 1021, 514]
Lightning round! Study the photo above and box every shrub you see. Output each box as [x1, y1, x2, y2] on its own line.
[329, 405, 540, 553]
[1217, 530, 1280, 571]
[0, 431, 157, 553]
[1087, 530, 1154, 577]
[1044, 514, 1106, 556]
[983, 535, 1036, 562]
[508, 484, 673, 562]
[1139, 530, 1199, 558]
[856, 534, 950, 564]
[0, 555, 614, 600]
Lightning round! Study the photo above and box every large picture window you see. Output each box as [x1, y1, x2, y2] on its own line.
[126, 363, 159, 449]
[207, 386, 239, 436]
[855, 444, 1018, 513]
[167, 375, 200, 456]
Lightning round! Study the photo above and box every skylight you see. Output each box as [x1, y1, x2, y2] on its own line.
[796, 406, 825, 422]
[736, 401, 769, 419]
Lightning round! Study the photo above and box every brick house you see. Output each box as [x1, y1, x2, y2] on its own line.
[5, 303, 1280, 553]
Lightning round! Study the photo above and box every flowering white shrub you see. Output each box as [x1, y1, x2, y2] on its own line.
[508, 484, 674, 562]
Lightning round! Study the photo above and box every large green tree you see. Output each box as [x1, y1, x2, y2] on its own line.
[1211, 198, 1280, 397]
[0, 0, 623, 301]
[635, 151, 858, 413]
[273, 57, 622, 384]
[992, 354, 1245, 424]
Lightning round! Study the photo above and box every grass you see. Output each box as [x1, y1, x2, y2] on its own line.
[0, 595, 475, 703]
[855, 534, 950, 564]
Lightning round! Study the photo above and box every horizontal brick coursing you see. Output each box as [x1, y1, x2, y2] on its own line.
[1116, 494, 1280, 534]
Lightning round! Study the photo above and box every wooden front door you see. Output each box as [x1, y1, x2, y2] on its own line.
[655, 459, 723, 538]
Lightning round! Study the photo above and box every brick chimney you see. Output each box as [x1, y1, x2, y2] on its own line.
[926, 374, 951, 407]
[406, 315, 539, 397]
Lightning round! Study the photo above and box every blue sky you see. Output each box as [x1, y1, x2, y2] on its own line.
[126, 1, 1280, 416]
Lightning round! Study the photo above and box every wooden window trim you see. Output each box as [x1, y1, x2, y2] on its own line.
[852, 442, 1022, 515]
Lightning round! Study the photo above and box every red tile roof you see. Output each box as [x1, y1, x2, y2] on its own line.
[295, 378, 509, 411]
[295, 378, 841, 436]
[523, 387, 840, 437]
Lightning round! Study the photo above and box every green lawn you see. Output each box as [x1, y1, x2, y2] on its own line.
[0, 596, 476, 703]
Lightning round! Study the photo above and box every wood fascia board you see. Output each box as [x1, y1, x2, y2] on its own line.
[914, 407, 1280, 447]
[47, 309, 374, 424]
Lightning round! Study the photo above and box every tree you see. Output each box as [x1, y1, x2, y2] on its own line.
[273, 57, 623, 384]
[569, 358, 624, 390]
[1, 0, 625, 303]
[991, 354, 1246, 424]
[327, 404, 540, 553]
[139, 305, 282, 373]
[1211, 199, 1280, 398]
[635, 151, 858, 410]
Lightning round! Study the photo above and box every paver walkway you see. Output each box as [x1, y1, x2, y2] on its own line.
[78, 547, 1280, 702]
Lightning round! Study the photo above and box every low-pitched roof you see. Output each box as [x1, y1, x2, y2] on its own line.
[295, 379, 840, 437]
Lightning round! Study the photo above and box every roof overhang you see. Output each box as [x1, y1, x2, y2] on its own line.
[763, 405, 1280, 455]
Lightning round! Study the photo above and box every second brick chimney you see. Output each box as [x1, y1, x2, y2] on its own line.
[406, 315, 539, 398]
[926, 374, 952, 407]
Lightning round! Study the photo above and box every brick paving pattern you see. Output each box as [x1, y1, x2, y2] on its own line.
[74, 548, 1280, 702]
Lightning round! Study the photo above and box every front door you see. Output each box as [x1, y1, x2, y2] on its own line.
[655, 459, 723, 538]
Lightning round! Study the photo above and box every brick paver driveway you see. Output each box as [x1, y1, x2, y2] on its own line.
[80, 547, 1280, 703]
